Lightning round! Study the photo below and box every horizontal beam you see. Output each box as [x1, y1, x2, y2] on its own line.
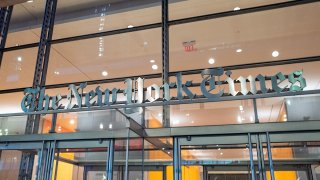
[1, 121, 320, 143]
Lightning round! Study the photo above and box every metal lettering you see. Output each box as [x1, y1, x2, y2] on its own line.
[200, 68, 224, 99]
[271, 72, 287, 93]
[288, 70, 307, 91]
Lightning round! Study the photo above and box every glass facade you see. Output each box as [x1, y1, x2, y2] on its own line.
[0, 0, 320, 180]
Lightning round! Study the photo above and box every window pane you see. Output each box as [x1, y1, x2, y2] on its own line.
[169, 3, 320, 72]
[53, 0, 161, 39]
[169, 0, 292, 20]
[6, 0, 45, 47]
[0, 48, 37, 90]
[47, 28, 161, 85]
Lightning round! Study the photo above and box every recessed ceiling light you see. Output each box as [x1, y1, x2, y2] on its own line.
[186, 113, 190, 116]
[208, 58, 215, 64]
[27, 0, 33, 3]
[152, 64, 158, 70]
[272, 51, 279, 57]
[220, 152, 223, 155]
[70, 119, 75, 125]
[99, 53, 103, 57]
[237, 116, 242, 123]
[150, 59, 155, 63]
[158, 113, 162, 117]
[236, 49, 242, 53]
[102, 71, 108, 76]
[17, 56, 22, 62]
[234, 7, 241, 11]
[99, 123, 104, 129]
[127, 25, 134, 28]
[54, 71, 60, 75]
[250, 116, 254, 122]
[239, 105, 243, 111]
[109, 123, 113, 129]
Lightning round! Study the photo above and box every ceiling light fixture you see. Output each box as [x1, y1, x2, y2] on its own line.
[152, 64, 158, 70]
[99, 123, 104, 129]
[234, 7, 241, 11]
[272, 51, 279, 57]
[27, 0, 34, 3]
[102, 71, 108, 77]
[208, 58, 215, 64]
[54, 71, 60, 75]
[70, 119, 75, 125]
[237, 116, 242, 123]
[150, 59, 155, 63]
[127, 25, 134, 28]
[236, 49, 242, 53]
[17, 56, 22, 62]
[109, 123, 113, 129]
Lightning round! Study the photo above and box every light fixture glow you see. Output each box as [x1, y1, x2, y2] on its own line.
[109, 123, 113, 129]
[237, 116, 242, 123]
[150, 59, 155, 63]
[186, 113, 190, 117]
[127, 25, 134, 28]
[99, 123, 104, 129]
[17, 56, 22, 62]
[287, 100, 291, 105]
[27, 0, 34, 3]
[234, 7, 241, 11]
[152, 64, 158, 70]
[236, 49, 242, 53]
[102, 71, 108, 77]
[70, 119, 75, 125]
[208, 58, 215, 64]
[220, 152, 223, 155]
[158, 113, 162, 117]
[54, 71, 60, 75]
[250, 116, 254, 122]
[272, 51, 279, 57]
[239, 105, 244, 111]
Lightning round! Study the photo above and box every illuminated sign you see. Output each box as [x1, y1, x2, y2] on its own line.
[21, 68, 306, 113]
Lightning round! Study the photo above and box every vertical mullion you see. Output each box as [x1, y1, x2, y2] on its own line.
[173, 137, 181, 180]
[248, 133, 256, 180]
[107, 139, 115, 180]
[266, 132, 275, 180]
[162, 0, 170, 128]
[0, 6, 13, 67]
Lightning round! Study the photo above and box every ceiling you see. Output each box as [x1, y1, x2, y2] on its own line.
[0, 1, 319, 132]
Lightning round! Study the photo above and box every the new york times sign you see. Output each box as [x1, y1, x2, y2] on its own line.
[21, 68, 306, 113]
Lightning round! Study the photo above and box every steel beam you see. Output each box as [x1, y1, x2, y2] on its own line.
[0, 5, 12, 67]
[19, 0, 57, 179]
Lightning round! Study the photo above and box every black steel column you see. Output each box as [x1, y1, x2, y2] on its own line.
[0, 6, 13, 67]
[162, 0, 170, 127]
[19, 0, 57, 179]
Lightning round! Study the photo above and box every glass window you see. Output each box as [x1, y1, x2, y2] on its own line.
[169, 0, 292, 20]
[6, 0, 45, 47]
[47, 28, 161, 85]
[53, 0, 161, 39]
[169, 3, 320, 72]
[0, 48, 37, 90]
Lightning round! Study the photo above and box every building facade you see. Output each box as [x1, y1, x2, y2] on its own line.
[0, 0, 320, 179]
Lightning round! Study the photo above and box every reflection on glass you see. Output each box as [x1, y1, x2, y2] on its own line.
[258, 94, 320, 123]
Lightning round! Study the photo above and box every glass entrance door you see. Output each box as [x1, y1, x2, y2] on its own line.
[0, 141, 44, 179]
[175, 134, 258, 180]
[53, 139, 111, 180]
